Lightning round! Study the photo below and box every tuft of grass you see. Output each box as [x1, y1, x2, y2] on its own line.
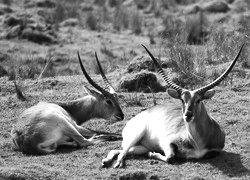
[14, 80, 26, 101]
[38, 56, 53, 79]
[147, 86, 157, 106]
[100, 45, 118, 73]
[123, 80, 143, 107]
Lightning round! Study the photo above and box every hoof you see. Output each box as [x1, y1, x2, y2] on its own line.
[114, 161, 124, 168]
[102, 158, 111, 168]
[167, 156, 176, 164]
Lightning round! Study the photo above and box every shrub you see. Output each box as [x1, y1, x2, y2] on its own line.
[185, 10, 209, 45]
[86, 11, 98, 30]
[130, 10, 142, 35]
[113, 3, 129, 31]
[52, 0, 81, 25]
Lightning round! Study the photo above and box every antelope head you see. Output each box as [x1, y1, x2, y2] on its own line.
[143, 44, 244, 123]
[78, 52, 124, 122]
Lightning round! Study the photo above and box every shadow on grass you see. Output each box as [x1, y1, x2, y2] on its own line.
[56, 145, 84, 154]
[185, 151, 250, 178]
[103, 151, 249, 179]
[204, 151, 250, 178]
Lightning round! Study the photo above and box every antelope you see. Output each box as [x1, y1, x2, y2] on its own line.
[102, 44, 244, 168]
[11, 52, 124, 155]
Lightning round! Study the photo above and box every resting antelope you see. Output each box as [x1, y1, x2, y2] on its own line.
[11, 52, 124, 155]
[102, 44, 244, 168]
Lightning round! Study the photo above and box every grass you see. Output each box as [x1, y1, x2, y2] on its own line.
[0, 1, 250, 179]
[0, 74, 249, 179]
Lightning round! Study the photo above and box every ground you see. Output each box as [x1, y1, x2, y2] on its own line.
[0, 0, 250, 179]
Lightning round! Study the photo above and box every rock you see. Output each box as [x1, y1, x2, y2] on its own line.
[203, 0, 230, 13]
[127, 55, 169, 73]
[119, 171, 147, 180]
[24, 0, 56, 8]
[183, 5, 202, 14]
[60, 18, 79, 27]
[127, 55, 156, 73]
[36, 0, 56, 8]
[0, 65, 8, 77]
[0, 4, 12, 15]
[80, 2, 93, 11]
[3, 15, 24, 27]
[117, 71, 166, 93]
[21, 28, 57, 44]
[5, 25, 21, 39]
[0, 52, 10, 62]
[225, 0, 234, 4]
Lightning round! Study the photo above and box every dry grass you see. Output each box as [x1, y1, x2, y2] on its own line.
[0, 1, 250, 179]
[0, 74, 249, 179]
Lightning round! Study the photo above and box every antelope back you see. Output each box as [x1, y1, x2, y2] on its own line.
[11, 102, 73, 154]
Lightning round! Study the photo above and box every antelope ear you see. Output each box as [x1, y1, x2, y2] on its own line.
[84, 86, 102, 98]
[202, 89, 215, 100]
[167, 88, 181, 99]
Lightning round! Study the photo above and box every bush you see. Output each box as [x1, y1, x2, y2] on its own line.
[113, 3, 129, 31]
[130, 10, 142, 34]
[86, 11, 98, 30]
[185, 10, 209, 45]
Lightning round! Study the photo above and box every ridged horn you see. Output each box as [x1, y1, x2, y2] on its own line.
[77, 51, 109, 96]
[196, 44, 244, 93]
[142, 44, 183, 94]
[95, 52, 116, 94]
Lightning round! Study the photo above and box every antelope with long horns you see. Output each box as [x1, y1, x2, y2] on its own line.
[102, 44, 244, 168]
[11, 52, 124, 155]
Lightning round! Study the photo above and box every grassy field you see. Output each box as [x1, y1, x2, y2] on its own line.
[0, 0, 250, 179]
[0, 73, 249, 179]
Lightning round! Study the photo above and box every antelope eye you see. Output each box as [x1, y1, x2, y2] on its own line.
[196, 99, 201, 104]
[106, 100, 113, 106]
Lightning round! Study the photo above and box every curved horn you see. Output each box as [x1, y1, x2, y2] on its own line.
[142, 44, 183, 94]
[95, 52, 116, 94]
[196, 44, 244, 93]
[77, 51, 109, 95]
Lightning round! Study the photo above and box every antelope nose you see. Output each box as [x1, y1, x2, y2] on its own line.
[119, 113, 124, 120]
[185, 111, 193, 122]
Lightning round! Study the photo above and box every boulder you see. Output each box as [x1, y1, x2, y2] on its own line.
[3, 15, 24, 27]
[0, 4, 12, 15]
[24, 0, 56, 8]
[117, 71, 166, 93]
[203, 0, 230, 13]
[126, 55, 169, 73]
[183, 5, 202, 14]
[0, 52, 10, 62]
[21, 28, 57, 44]
[36, 0, 56, 8]
[0, 65, 8, 77]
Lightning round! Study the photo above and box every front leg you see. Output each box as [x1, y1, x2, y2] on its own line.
[148, 143, 177, 164]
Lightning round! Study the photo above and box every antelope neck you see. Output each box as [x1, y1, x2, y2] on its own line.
[57, 96, 98, 125]
[185, 102, 211, 150]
